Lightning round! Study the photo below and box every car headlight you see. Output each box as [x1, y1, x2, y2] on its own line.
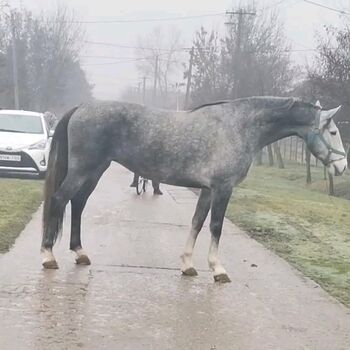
[28, 139, 47, 150]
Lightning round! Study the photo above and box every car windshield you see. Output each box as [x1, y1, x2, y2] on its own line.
[0, 114, 43, 134]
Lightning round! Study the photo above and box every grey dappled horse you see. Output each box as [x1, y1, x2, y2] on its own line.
[41, 97, 347, 283]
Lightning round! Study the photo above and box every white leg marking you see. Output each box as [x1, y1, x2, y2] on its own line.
[75, 248, 87, 258]
[208, 238, 227, 276]
[181, 229, 198, 272]
[74, 248, 91, 265]
[41, 248, 56, 264]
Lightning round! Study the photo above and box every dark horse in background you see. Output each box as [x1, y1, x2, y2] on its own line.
[41, 97, 347, 283]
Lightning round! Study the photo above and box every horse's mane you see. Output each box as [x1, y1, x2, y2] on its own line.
[190, 100, 231, 112]
[190, 97, 319, 113]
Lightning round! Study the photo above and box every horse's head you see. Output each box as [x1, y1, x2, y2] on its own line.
[305, 101, 347, 176]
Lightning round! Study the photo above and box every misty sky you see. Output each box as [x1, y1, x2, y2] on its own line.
[8, 0, 349, 100]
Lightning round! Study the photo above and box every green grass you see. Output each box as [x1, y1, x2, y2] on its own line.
[0, 178, 43, 253]
[226, 162, 350, 307]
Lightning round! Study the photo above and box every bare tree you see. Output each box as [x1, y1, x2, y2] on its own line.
[135, 26, 182, 107]
[186, 27, 224, 107]
[308, 23, 350, 142]
[299, 23, 350, 190]
[222, 7, 294, 99]
[188, 5, 294, 168]
[0, 6, 91, 113]
[189, 7, 294, 107]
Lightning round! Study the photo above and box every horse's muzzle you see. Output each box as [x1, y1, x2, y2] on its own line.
[334, 164, 347, 176]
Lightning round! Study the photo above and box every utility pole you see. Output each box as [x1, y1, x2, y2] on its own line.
[10, 13, 19, 109]
[225, 9, 256, 41]
[184, 46, 194, 110]
[142, 76, 147, 105]
[137, 81, 142, 104]
[174, 82, 185, 111]
[175, 83, 179, 111]
[152, 55, 159, 106]
[225, 9, 255, 99]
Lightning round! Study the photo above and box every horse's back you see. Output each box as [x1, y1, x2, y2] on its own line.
[64, 100, 238, 186]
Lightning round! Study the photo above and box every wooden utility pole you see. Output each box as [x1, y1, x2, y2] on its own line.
[10, 13, 19, 109]
[137, 81, 142, 103]
[175, 83, 179, 111]
[306, 149, 312, 184]
[256, 151, 263, 166]
[267, 144, 274, 167]
[301, 141, 305, 163]
[142, 76, 147, 105]
[225, 9, 256, 41]
[273, 142, 284, 169]
[184, 47, 194, 110]
[152, 55, 159, 106]
[328, 174, 334, 196]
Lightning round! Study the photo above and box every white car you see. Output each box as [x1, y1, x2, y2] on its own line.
[0, 110, 52, 178]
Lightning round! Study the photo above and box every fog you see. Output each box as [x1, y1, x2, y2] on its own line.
[1, 2, 350, 347]
[6, 0, 347, 100]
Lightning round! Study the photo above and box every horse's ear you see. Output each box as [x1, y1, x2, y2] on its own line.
[315, 100, 322, 108]
[320, 106, 342, 121]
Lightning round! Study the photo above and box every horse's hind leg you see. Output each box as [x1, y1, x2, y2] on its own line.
[208, 185, 233, 283]
[181, 188, 211, 276]
[70, 163, 110, 265]
[41, 170, 90, 269]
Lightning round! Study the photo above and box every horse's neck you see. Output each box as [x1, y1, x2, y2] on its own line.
[249, 108, 304, 152]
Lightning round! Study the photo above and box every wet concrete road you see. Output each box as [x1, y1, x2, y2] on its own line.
[0, 164, 349, 350]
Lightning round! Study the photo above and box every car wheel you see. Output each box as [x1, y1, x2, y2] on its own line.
[38, 171, 46, 179]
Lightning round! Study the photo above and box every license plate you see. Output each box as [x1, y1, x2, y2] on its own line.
[0, 154, 21, 162]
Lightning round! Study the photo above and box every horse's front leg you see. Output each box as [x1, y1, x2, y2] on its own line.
[208, 184, 233, 283]
[181, 188, 211, 276]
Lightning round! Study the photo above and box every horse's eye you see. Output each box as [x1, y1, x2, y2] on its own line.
[330, 131, 337, 136]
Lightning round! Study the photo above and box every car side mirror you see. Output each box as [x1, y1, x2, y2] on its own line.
[49, 129, 55, 137]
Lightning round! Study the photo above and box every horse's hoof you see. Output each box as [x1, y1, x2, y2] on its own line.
[214, 274, 231, 283]
[76, 255, 91, 265]
[182, 267, 198, 276]
[42, 260, 59, 269]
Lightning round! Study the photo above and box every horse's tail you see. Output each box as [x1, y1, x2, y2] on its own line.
[42, 106, 79, 248]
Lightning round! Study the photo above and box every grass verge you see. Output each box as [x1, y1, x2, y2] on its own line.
[0, 178, 43, 253]
[226, 162, 350, 307]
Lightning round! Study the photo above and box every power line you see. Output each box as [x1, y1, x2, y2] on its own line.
[286, 48, 317, 52]
[302, 0, 350, 16]
[265, 0, 288, 8]
[81, 47, 321, 66]
[80, 56, 180, 66]
[83, 37, 323, 67]
[80, 55, 137, 60]
[84, 40, 222, 53]
[89, 74, 145, 83]
[72, 12, 225, 24]
[84, 40, 182, 52]
[81, 57, 150, 66]
[267, 0, 302, 11]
